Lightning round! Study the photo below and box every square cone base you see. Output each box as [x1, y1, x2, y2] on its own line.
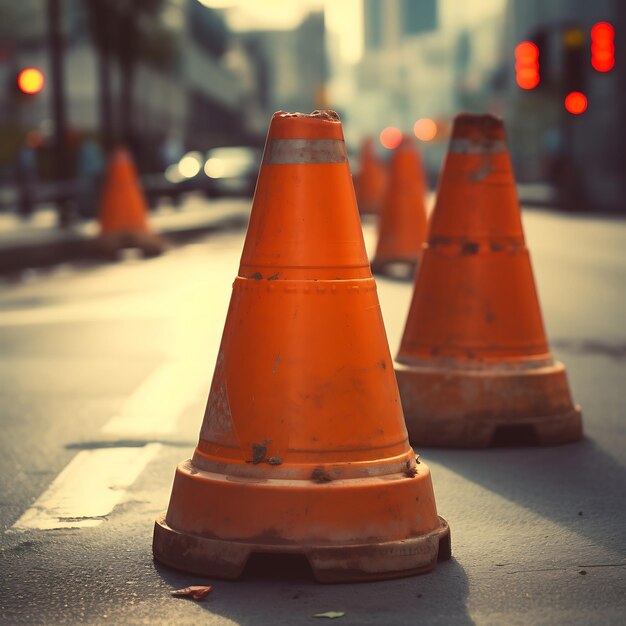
[153, 514, 450, 583]
[395, 359, 582, 448]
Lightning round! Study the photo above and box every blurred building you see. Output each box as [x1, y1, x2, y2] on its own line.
[357, 0, 447, 132]
[351, 0, 624, 213]
[354, 0, 506, 175]
[240, 11, 328, 122]
[503, 0, 626, 213]
[0, 0, 262, 179]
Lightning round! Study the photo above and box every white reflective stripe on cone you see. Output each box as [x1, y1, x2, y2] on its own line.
[263, 139, 348, 164]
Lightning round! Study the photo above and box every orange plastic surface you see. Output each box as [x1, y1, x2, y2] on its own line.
[157, 111, 449, 577]
[399, 115, 548, 361]
[372, 136, 428, 268]
[355, 138, 387, 215]
[98, 148, 150, 235]
[395, 113, 581, 447]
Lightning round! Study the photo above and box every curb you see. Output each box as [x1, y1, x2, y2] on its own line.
[0, 210, 249, 275]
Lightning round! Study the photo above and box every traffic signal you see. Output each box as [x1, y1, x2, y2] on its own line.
[564, 91, 587, 115]
[515, 29, 548, 91]
[561, 27, 587, 115]
[17, 68, 45, 95]
[591, 22, 615, 72]
[562, 27, 586, 93]
[515, 41, 540, 89]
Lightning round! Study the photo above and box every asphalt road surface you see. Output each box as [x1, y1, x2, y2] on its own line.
[1, 203, 625, 625]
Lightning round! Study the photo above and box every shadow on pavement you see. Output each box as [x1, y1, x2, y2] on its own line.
[154, 550, 474, 625]
[424, 436, 626, 558]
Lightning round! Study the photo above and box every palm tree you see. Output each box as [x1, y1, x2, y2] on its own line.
[87, 0, 176, 149]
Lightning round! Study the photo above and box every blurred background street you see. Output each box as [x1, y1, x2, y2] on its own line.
[1, 0, 625, 230]
[1, 0, 625, 624]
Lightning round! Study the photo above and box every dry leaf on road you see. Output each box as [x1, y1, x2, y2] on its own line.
[171, 585, 213, 601]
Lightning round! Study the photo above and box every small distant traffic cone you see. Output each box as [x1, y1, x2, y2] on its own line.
[355, 137, 386, 215]
[96, 147, 164, 256]
[395, 113, 582, 447]
[153, 110, 450, 583]
[371, 136, 428, 279]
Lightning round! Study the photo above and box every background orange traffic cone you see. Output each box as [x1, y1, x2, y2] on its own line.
[371, 135, 428, 279]
[395, 113, 582, 447]
[355, 137, 387, 215]
[96, 147, 164, 256]
[153, 110, 450, 583]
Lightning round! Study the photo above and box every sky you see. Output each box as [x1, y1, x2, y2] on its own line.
[197, 0, 364, 64]
[196, 0, 508, 65]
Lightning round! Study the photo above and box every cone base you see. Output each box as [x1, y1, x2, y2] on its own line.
[395, 359, 582, 447]
[96, 232, 165, 257]
[153, 514, 450, 583]
[153, 459, 451, 583]
[370, 256, 418, 281]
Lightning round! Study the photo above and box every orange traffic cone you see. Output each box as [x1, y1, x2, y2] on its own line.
[371, 135, 428, 279]
[96, 147, 164, 256]
[395, 113, 582, 447]
[355, 137, 386, 215]
[153, 110, 450, 583]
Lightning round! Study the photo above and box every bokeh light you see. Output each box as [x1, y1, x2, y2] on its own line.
[379, 127, 402, 150]
[515, 41, 539, 90]
[178, 151, 203, 178]
[17, 68, 45, 94]
[204, 158, 225, 178]
[591, 22, 615, 72]
[413, 118, 437, 142]
[564, 91, 587, 115]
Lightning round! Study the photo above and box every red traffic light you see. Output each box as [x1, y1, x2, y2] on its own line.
[564, 91, 587, 115]
[17, 68, 45, 94]
[591, 22, 614, 72]
[515, 41, 540, 90]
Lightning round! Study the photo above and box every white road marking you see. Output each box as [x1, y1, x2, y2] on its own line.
[7, 275, 227, 532]
[11, 444, 162, 530]
[10, 358, 210, 531]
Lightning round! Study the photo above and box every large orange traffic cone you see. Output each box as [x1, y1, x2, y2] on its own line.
[96, 147, 164, 256]
[355, 137, 386, 215]
[395, 113, 582, 447]
[153, 110, 450, 583]
[371, 136, 428, 279]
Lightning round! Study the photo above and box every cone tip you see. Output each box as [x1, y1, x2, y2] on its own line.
[110, 146, 132, 162]
[272, 109, 341, 122]
[451, 113, 506, 141]
[268, 110, 344, 141]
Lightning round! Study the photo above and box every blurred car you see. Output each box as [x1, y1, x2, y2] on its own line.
[202, 146, 262, 198]
[160, 145, 262, 201]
